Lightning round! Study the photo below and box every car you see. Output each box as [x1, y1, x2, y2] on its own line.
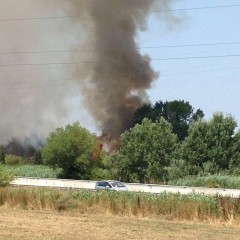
[95, 180, 128, 191]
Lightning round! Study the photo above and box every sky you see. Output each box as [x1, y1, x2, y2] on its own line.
[141, 0, 240, 123]
[0, 0, 239, 143]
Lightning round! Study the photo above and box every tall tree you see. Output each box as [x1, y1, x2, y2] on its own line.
[111, 118, 179, 183]
[180, 113, 238, 173]
[0, 147, 5, 164]
[229, 131, 240, 172]
[132, 100, 204, 141]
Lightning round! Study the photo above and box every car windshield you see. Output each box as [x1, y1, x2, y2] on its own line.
[110, 181, 125, 187]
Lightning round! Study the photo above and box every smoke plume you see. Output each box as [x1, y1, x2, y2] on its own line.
[0, 0, 178, 151]
[65, 0, 177, 148]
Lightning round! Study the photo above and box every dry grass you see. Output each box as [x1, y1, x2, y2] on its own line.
[1, 187, 240, 223]
[0, 208, 240, 240]
[1, 187, 240, 239]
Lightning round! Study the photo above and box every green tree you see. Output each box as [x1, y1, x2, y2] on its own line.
[180, 113, 238, 174]
[0, 147, 5, 164]
[33, 150, 42, 165]
[41, 122, 105, 179]
[163, 100, 204, 141]
[229, 131, 240, 173]
[133, 100, 204, 141]
[111, 118, 179, 183]
[132, 104, 153, 125]
[0, 164, 13, 186]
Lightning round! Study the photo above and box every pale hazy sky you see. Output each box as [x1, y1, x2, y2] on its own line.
[141, 0, 240, 124]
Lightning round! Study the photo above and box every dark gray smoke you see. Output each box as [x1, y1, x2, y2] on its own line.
[64, 0, 177, 147]
[0, 0, 179, 151]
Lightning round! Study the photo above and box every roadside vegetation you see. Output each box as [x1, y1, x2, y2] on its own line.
[110, 110, 240, 186]
[169, 175, 240, 189]
[0, 187, 240, 224]
[1, 100, 240, 189]
[0, 164, 13, 186]
[5, 165, 62, 178]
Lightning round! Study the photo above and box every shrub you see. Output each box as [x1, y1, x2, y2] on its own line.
[0, 164, 13, 186]
[42, 122, 106, 179]
[5, 155, 25, 165]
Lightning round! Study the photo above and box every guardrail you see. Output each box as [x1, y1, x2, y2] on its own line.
[11, 177, 240, 198]
[11, 177, 97, 190]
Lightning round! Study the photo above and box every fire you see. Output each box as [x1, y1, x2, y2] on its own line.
[91, 140, 104, 161]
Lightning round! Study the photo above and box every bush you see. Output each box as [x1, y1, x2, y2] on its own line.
[42, 122, 106, 179]
[90, 167, 111, 180]
[5, 155, 25, 165]
[33, 151, 43, 165]
[0, 164, 13, 186]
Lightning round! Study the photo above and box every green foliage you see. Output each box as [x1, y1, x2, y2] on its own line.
[180, 113, 238, 173]
[111, 118, 179, 183]
[6, 164, 63, 178]
[133, 100, 204, 141]
[0, 147, 5, 164]
[170, 175, 240, 189]
[0, 164, 13, 186]
[33, 150, 42, 165]
[229, 131, 240, 171]
[42, 122, 106, 179]
[90, 167, 112, 180]
[5, 154, 25, 165]
[165, 159, 194, 180]
[163, 100, 202, 141]
[132, 104, 240, 183]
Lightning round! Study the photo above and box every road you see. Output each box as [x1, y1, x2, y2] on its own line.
[11, 177, 240, 198]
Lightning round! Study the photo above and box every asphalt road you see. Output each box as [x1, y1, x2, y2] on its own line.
[11, 177, 240, 198]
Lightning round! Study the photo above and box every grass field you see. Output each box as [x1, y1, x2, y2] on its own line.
[0, 208, 240, 240]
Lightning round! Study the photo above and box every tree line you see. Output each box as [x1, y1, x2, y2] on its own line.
[1, 100, 240, 184]
[39, 100, 240, 183]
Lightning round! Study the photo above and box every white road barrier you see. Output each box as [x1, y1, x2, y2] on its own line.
[11, 177, 240, 198]
[11, 177, 97, 190]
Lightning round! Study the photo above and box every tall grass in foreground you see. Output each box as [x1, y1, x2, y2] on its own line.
[6, 165, 63, 178]
[169, 175, 240, 189]
[1, 187, 240, 223]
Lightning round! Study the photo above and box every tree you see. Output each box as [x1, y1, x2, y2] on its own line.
[33, 150, 42, 165]
[0, 164, 13, 186]
[132, 100, 204, 141]
[132, 104, 153, 125]
[41, 122, 106, 179]
[162, 100, 204, 141]
[111, 118, 179, 183]
[229, 131, 240, 173]
[180, 113, 238, 174]
[0, 147, 5, 164]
